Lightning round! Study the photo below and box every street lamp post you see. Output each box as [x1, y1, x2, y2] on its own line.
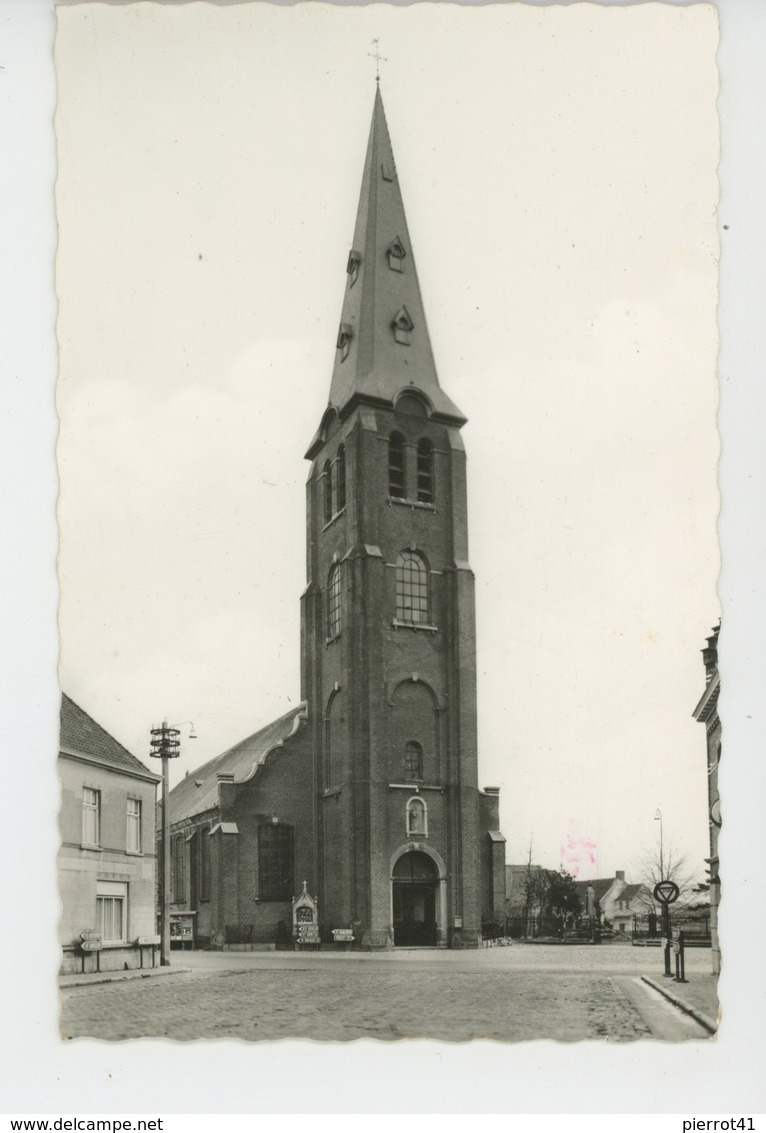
[655, 806, 672, 976]
[150, 719, 196, 966]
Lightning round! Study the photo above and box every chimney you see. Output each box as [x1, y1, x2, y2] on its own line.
[615, 870, 625, 881]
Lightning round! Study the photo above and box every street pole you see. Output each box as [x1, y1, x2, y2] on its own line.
[160, 749, 170, 965]
[655, 806, 664, 879]
[150, 719, 194, 967]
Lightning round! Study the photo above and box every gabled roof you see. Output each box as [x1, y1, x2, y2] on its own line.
[573, 877, 616, 906]
[317, 86, 465, 440]
[60, 693, 159, 782]
[166, 704, 307, 826]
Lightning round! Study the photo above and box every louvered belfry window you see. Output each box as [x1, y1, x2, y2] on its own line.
[388, 432, 406, 498]
[416, 438, 434, 504]
[336, 446, 346, 511]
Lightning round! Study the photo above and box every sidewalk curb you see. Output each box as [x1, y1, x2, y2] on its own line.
[60, 967, 191, 990]
[641, 976, 718, 1035]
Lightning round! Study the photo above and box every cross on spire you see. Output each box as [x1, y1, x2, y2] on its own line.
[368, 37, 388, 84]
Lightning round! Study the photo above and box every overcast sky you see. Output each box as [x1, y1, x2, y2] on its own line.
[55, 1, 719, 882]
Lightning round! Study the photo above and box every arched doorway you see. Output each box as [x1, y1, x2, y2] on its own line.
[392, 851, 439, 946]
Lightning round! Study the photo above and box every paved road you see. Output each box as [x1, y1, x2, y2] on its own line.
[60, 945, 712, 1044]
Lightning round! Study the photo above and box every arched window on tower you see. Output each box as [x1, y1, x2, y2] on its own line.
[323, 459, 333, 524]
[327, 563, 341, 639]
[396, 550, 429, 624]
[388, 432, 406, 499]
[336, 445, 346, 512]
[403, 741, 423, 781]
[416, 438, 434, 504]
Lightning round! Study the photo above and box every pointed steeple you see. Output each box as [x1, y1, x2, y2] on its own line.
[324, 87, 466, 428]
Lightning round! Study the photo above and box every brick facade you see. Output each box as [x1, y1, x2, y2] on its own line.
[165, 86, 505, 949]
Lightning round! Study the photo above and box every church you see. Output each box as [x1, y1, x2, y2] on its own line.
[165, 86, 507, 949]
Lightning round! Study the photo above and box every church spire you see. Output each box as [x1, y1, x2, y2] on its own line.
[324, 87, 466, 429]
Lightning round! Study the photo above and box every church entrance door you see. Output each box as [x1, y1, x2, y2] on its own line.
[392, 851, 439, 947]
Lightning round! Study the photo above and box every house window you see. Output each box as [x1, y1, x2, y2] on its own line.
[126, 797, 142, 853]
[388, 432, 406, 498]
[404, 741, 423, 781]
[336, 445, 346, 512]
[416, 438, 434, 504]
[258, 824, 294, 901]
[396, 550, 429, 624]
[97, 881, 127, 943]
[406, 798, 427, 837]
[173, 834, 185, 902]
[82, 787, 100, 845]
[323, 460, 333, 524]
[199, 826, 210, 902]
[328, 563, 342, 638]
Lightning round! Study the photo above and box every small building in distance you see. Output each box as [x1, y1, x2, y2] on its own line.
[574, 871, 654, 936]
[692, 622, 721, 975]
[59, 694, 160, 974]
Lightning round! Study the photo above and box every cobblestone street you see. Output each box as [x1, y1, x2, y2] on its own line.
[60, 945, 714, 1043]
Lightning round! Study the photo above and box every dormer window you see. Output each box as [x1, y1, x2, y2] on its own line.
[346, 250, 361, 287]
[392, 306, 413, 346]
[337, 323, 352, 363]
[388, 237, 406, 273]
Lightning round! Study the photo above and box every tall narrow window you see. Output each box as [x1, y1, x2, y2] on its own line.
[126, 797, 142, 853]
[388, 432, 406, 498]
[404, 741, 424, 781]
[336, 445, 346, 511]
[416, 438, 434, 504]
[199, 826, 211, 902]
[97, 881, 127, 943]
[82, 788, 100, 845]
[323, 459, 333, 524]
[328, 563, 342, 638]
[396, 551, 429, 624]
[173, 834, 185, 902]
[258, 824, 294, 901]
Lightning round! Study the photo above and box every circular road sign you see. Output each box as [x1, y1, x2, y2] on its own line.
[710, 797, 722, 827]
[653, 880, 680, 905]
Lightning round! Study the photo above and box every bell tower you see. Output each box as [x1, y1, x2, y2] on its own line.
[301, 87, 497, 948]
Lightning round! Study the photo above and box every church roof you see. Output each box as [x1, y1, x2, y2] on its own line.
[322, 86, 466, 431]
[60, 693, 160, 782]
[166, 704, 307, 826]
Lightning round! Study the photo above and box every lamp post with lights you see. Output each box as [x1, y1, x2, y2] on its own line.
[150, 718, 197, 966]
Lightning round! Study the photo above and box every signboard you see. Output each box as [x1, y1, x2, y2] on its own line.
[80, 940, 103, 952]
[80, 930, 102, 942]
[137, 935, 161, 946]
[297, 926, 320, 944]
[672, 939, 682, 955]
[332, 929, 354, 942]
[653, 880, 680, 905]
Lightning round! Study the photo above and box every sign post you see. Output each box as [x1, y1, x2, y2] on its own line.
[80, 930, 103, 974]
[653, 880, 680, 977]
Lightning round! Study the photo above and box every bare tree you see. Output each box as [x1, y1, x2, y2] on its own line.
[632, 842, 701, 914]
